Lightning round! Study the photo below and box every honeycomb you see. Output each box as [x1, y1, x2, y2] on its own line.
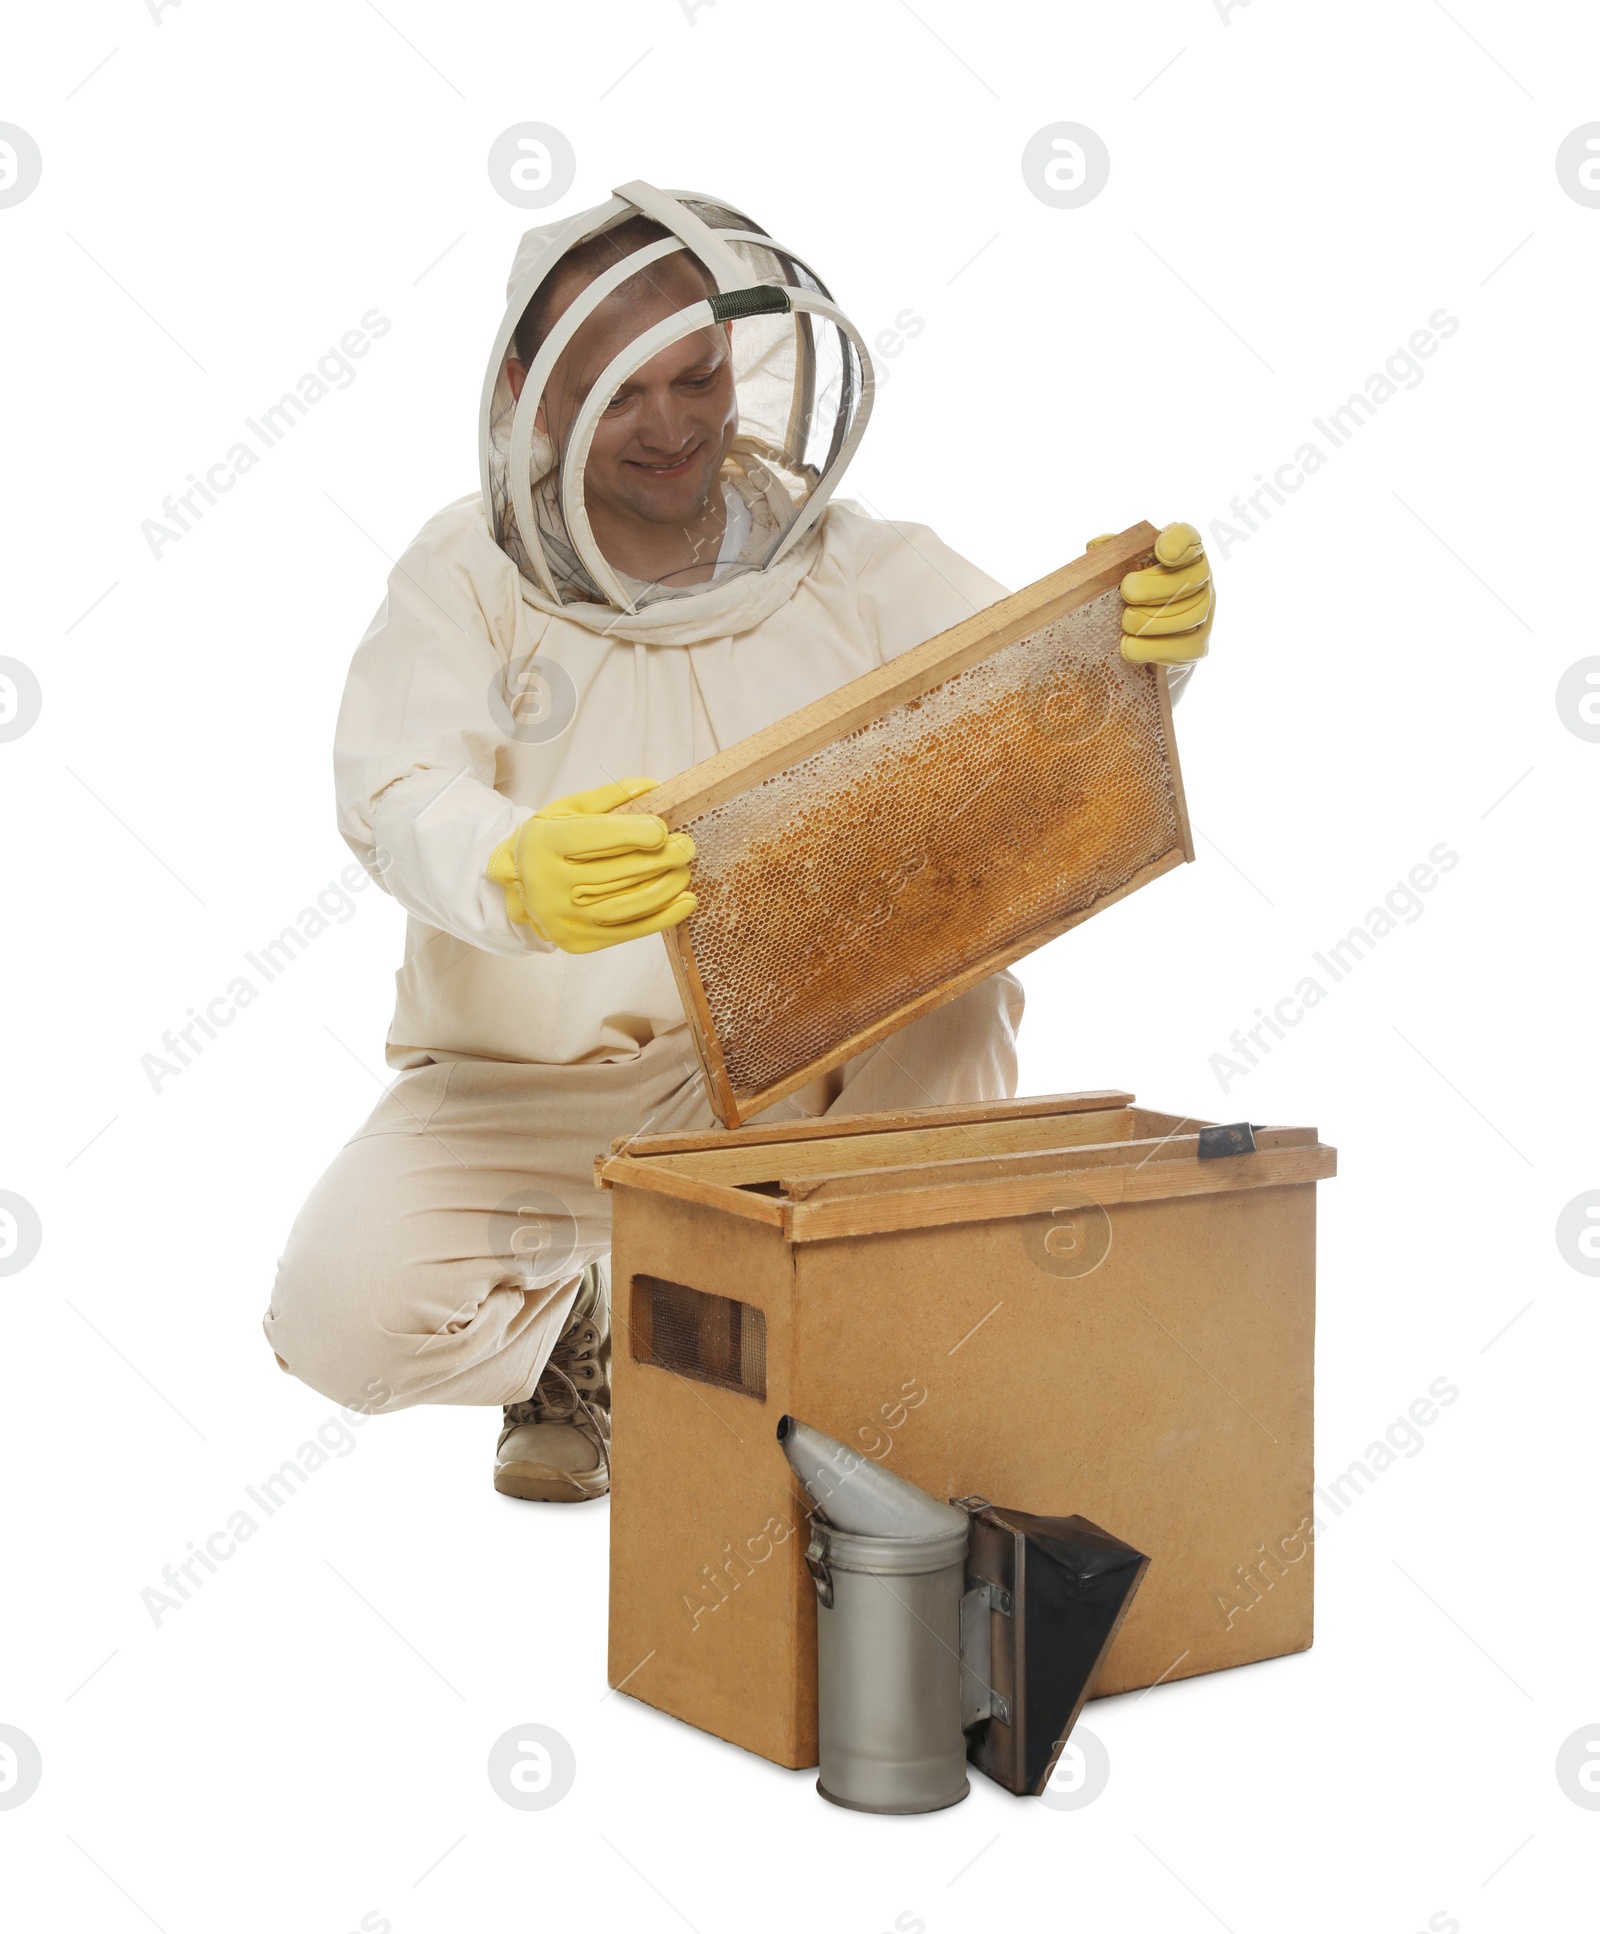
[679, 581, 1185, 1105]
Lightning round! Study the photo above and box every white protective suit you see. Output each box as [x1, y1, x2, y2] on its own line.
[336, 490, 1016, 1066]
[268, 184, 1066, 1410]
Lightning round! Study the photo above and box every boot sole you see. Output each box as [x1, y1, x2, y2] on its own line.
[494, 1461, 609, 1504]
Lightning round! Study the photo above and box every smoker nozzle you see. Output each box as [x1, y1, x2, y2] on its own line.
[776, 1414, 969, 1539]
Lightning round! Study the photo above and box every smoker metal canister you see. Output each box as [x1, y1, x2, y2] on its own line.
[806, 1517, 972, 1814]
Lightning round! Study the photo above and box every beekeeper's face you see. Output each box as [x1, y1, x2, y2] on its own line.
[511, 255, 738, 533]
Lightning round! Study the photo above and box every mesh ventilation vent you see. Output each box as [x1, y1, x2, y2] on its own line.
[679, 583, 1183, 1100]
[631, 1275, 768, 1401]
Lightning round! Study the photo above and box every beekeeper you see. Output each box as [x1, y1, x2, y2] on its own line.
[263, 181, 1215, 1503]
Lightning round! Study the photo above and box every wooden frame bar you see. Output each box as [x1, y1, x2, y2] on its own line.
[606, 1087, 1137, 1157]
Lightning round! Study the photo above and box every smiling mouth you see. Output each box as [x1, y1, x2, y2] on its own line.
[627, 444, 703, 479]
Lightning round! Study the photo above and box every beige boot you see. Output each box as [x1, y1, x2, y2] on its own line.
[495, 1263, 612, 1502]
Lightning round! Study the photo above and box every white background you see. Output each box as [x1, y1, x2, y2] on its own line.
[2, 1, 1595, 1929]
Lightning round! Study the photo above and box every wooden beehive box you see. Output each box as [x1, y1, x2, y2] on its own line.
[631, 523, 1190, 1126]
[601, 1091, 1336, 1770]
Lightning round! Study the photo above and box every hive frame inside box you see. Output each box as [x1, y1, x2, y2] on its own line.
[629, 521, 1192, 1127]
[599, 1090, 1336, 1771]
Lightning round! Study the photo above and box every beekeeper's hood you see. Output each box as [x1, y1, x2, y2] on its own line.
[480, 181, 874, 630]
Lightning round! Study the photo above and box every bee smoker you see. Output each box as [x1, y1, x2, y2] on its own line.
[777, 1415, 1149, 1813]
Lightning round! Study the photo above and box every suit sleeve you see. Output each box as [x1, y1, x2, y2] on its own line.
[333, 514, 553, 956]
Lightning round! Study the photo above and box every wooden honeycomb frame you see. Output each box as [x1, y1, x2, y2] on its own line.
[631, 521, 1193, 1126]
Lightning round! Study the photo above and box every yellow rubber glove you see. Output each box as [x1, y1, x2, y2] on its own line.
[1088, 522, 1215, 665]
[486, 777, 697, 954]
